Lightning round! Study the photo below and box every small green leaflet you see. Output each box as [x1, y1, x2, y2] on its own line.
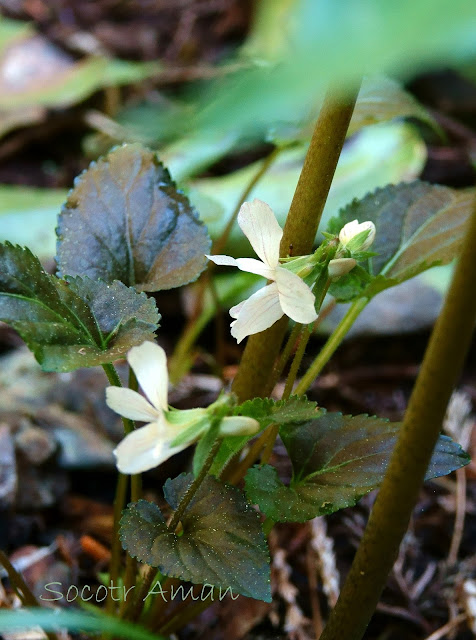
[328, 181, 475, 302]
[120, 473, 271, 602]
[0, 242, 159, 371]
[206, 395, 320, 477]
[235, 395, 319, 424]
[245, 413, 469, 522]
[56, 144, 211, 291]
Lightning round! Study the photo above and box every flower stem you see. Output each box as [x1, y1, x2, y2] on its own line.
[264, 322, 303, 396]
[0, 550, 38, 607]
[128, 367, 142, 503]
[221, 426, 272, 483]
[102, 363, 134, 435]
[167, 437, 222, 532]
[231, 86, 360, 402]
[106, 471, 128, 617]
[294, 297, 369, 396]
[125, 566, 158, 622]
[282, 325, 312, 400]
[101, 362, 137, 618]
[319, 203, 476, 640]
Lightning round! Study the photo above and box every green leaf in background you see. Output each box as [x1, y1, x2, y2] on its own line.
[190, 122, 426, 256]
[120, 474, 271, 602]
[0, 608, 165, 640]
[320, 264, 455, 338]
[0, 18, 159, 138]
[329, 181, 475, 302]
[86, 70, 431, 182]
[245, 413, 470, 522]
[0, 243, 160, 372]
[187, 0, 476, 140]
[269, 75, 438, 146]
[0, 185, 67, 259]
[239, 0, 298, 63]
[0, 122, 424, 263]
[56, 144, 211, 291]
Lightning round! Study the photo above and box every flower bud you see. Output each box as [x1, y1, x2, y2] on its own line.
[328, 258, 357, 278]
[219, 416, 260, 437]
[339, 220, 376, 252]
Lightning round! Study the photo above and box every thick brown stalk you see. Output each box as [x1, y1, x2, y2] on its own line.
[231, 87, 359, 401]
[320, 203, 476, 640]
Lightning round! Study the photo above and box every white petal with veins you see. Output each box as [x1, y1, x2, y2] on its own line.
[230, 282, 283, 343]
[105, 386, 160, 422]
[205, 254, 239, 267]
[238, 199, 282, 268]
[275, 267, 318, 325]
[127, 341, 168, 411]
[114, 421, 162, 474]
[235, 257, 276, 279]
[229, 299, 246, 319]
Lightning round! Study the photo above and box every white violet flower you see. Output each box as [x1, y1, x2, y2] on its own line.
[106, 341, 259, 474]
[339, 220, 376, 252]
[206, 199, 318, 343]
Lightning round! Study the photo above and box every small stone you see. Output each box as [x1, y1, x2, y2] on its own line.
[15, 422, 57, 465]
[0, 423, 17, 506]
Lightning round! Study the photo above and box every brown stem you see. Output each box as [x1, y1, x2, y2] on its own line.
[319, 202, 476, 640]
[231, 86, 360, 402]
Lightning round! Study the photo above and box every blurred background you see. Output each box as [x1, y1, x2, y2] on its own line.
[0, 0, 475, 337]
[1, 4, 476, 639]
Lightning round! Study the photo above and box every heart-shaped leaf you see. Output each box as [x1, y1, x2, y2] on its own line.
[56, 144, 211, 291]
[245, 413, 469, 522]
[328, 182, 475, 301]
[120, 473, 271, 602]
[0, 242, 159, 372]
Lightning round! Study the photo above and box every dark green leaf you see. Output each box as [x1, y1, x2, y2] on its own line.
[0, 242, 159, 371]
[56, 144, 211, 291]
[329, 182, 475, 301]
[245, 413, 469, 522]
[120, 474, 271, 601]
